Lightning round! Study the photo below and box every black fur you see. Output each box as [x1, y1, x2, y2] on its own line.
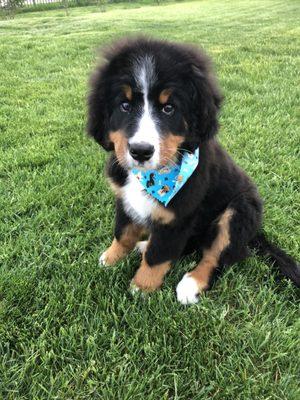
[87, 37, 299, 290]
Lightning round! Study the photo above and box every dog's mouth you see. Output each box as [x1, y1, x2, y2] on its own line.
[126, 141, 158, 170]
[126, 132, 186, 170]
[110, 131, 184, 171]
[129, 158, 158, 170]
[126, 148, 180, 171]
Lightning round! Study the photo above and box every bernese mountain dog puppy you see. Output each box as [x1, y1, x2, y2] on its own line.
[87, 37, 299, 304]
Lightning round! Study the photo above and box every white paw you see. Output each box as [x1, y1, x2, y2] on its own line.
[176, 273, 200, 305]
[135, 241, 148, 254]
[99, 251, 108, 266]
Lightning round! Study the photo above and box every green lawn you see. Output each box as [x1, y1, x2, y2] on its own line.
[0, 0, 299, 398]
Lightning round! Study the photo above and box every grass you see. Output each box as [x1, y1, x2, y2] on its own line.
[0, 0, 299, 398]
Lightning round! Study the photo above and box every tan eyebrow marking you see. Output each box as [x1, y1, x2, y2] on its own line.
[159, 88, 172, 104]
[122, 84, 132, 101]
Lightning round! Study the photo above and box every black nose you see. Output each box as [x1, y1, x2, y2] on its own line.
[128, 142, 155, 162]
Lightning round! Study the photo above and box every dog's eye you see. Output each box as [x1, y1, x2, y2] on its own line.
[162, 104, 174, 115]
[120, 101, 131, 113]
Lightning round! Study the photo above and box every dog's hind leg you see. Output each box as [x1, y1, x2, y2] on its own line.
[176, 192, 262, 304]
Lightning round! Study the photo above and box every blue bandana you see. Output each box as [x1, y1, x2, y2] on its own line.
[132, 148, 199, 206]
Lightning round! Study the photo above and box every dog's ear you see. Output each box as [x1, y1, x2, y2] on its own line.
[87, 65, 113, 151]
[188, 54, 223, 143]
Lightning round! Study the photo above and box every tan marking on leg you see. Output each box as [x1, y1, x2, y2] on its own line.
[132, 256, 171, 292]
[122, 84, 132, 101]
[109, 131, 128, 167]
[160, 133, 185, 166]
[159, 88, 172, 104]
[102, 224, 142, 266]
[189, 208, 234, 290]
[151, 204, 175, 224]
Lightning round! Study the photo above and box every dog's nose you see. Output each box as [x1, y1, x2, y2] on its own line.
[128, 142, 155, 162]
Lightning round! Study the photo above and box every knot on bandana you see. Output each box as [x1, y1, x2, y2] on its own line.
[132, 148, 199, 206]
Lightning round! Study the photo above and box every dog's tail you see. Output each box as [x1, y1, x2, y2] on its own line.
[249, 232, 300, 287]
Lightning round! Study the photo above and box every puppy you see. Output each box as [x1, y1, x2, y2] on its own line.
[87, 37, 299, 304]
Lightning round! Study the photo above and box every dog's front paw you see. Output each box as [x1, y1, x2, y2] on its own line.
[176, 273, 200, 305]
[98, 249, 117, 267]
[129, 278, 157, 294]
[99, 251, 109, 266]
[129, 281, 146, 296]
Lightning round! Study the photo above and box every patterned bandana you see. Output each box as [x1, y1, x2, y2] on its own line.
[132, 148, 199, 206]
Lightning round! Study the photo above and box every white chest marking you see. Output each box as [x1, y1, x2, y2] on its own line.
[122, 173, 157, 225]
